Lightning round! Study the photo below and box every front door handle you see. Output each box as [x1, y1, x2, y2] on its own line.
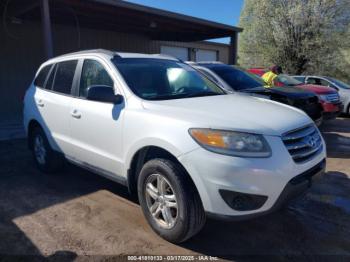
[71, 109, 81, 119]
[36, 99, 44, 107]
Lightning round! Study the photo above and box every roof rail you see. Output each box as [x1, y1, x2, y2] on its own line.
[150, 54, 180, 61]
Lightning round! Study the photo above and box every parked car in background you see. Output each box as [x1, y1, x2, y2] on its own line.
[247, 67, 266, 77]
[293, 76, 350, 115]
[248, 69, 343, 120]
[24, 50, 326, 243]
[191, 62, 323, 125]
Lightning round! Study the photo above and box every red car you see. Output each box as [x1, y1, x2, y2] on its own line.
[248, 68, 343, 119]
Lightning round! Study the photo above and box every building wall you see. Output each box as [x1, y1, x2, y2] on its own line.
[0, 21, 230, 121]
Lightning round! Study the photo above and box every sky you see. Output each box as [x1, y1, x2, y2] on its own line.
[124, 0, 245, 43]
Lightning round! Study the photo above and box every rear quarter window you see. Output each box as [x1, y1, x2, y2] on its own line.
[34, 65, 52, 88]
[52, 60, 78, 95]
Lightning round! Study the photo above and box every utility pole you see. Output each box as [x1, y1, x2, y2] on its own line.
[40, 0, 53, 59]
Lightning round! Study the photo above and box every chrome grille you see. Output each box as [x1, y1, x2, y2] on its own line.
[325, 93, 340, 103]
[282, 125, 323, 163]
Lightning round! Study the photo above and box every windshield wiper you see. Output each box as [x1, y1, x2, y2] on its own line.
[146, 93, 191, 100]
[146, 91, 222, 100]
[182, 91, 222, 98]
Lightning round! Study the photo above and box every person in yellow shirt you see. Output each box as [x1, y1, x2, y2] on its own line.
[262, 65, 283, 87]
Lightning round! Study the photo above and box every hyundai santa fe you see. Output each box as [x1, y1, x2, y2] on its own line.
[24, 49, 326, 243]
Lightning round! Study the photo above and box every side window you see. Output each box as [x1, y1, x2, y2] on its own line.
[307, 77, 321, 85]
[79, 59, 114, 98]
[320, 79, 333, 87]
[34, 65, 52, 88]
[52, 60, 78, 95]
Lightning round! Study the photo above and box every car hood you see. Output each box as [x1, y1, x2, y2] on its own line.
[297, 84, 336, 94]
[142, 93, 312, 136]
[269, 86, 316, 98]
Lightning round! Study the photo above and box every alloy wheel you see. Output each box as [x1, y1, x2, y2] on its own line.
[145, 174, 178, 229]
[34, 135, 46, 165]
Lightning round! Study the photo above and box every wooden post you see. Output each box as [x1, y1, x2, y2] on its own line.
[229, 32, 238, 65]
[40, 0, 53, 59]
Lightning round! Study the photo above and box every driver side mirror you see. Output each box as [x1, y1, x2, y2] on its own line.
[87, 85, 123, 104]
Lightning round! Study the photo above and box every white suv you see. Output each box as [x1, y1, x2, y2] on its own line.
[24, 49, 326, 243]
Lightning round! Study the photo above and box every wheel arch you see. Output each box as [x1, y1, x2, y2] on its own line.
[27, 119, 57, 151]
[126, 145, 201, 205]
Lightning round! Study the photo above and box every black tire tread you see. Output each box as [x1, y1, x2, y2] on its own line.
[139, 158, 206, 243]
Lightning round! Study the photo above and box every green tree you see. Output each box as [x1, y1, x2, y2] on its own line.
[238, 0, 350, 81]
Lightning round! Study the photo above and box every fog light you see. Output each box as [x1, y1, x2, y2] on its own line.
[219, 190, 268, 211]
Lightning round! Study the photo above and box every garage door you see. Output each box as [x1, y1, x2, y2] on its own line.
[196, 49, 218, 62]
[160, 46, 189, 61]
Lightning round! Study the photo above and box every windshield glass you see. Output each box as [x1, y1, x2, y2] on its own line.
[112, 58, 224, 100]
[204, 65, 266, 90]
[326, 77, 350, 89]
[277, 74, 303, 86]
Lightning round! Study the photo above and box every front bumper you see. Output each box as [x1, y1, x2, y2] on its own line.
[207, 159, 325, 221]
[178, 135, 327, 218]
[322, 102, 343, 119]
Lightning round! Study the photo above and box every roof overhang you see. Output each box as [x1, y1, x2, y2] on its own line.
[3, 0, 242, 41]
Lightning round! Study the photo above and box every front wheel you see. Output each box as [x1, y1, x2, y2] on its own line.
[138, 159, 206, 243]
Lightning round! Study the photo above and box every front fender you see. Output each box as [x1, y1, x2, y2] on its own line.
[123, 137, 198, 177]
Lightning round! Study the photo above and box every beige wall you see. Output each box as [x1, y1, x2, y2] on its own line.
[0, 21, 229, 121]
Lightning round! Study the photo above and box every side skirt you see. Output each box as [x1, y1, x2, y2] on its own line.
[65, 155, 128, 186]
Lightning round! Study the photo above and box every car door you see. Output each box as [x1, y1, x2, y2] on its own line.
[34, 60, 78, 155]
[69, 58, 125, 180]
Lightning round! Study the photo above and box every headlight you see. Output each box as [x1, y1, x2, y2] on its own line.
[319, 94, 338, 102]
[189, 128, 271, 157]
[319, 95, 329, 102]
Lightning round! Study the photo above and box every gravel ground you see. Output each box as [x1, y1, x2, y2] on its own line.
[0, 118, 349, 261]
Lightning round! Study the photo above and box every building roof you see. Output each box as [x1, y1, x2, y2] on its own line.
[4, 0, 242, 41]
[93, 0, 243, 33]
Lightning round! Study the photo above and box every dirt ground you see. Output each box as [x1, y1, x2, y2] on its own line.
[0, 118, 350, 261]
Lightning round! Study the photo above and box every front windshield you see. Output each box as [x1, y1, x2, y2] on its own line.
[326, 77, 350, 89]
[112, 58, 224, 100]
[277, 74, 302, 86]
[205, 65, 265, 90]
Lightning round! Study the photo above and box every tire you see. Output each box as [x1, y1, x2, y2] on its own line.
[30, 127, 64, 173]
[137, 158, 206, 243]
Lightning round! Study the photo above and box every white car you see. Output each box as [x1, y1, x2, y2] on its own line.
[24, 50, 326, 243]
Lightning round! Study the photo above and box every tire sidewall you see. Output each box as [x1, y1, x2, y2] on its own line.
[31, 127, 59, 172]
[138, 160, 189, 242]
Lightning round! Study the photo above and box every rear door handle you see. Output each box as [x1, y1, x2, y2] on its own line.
[71, 109, 81, 119]
[36, 99, 44, 107]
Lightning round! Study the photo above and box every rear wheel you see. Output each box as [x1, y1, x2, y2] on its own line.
[138, 159, 206, 243]
[30, 127, 64, 173]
